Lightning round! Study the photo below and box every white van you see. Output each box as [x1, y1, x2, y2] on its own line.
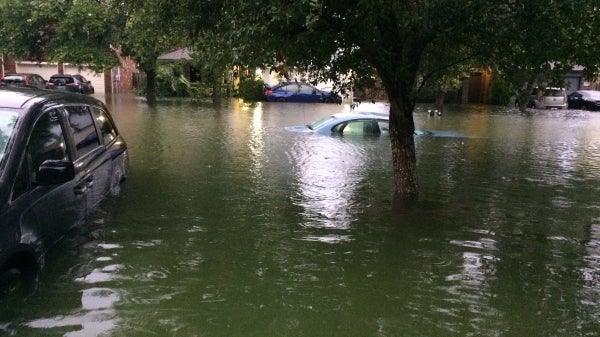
[535, 88, 567, 109]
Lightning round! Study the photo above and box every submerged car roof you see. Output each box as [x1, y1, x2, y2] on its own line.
[0, 87, 99, 111]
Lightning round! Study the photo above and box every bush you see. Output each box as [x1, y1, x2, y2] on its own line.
[238, 78, 265, 101]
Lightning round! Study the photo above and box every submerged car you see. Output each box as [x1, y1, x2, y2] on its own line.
[46, 74, 95, 94]
[264, 82, 341, 103]
[0, 73, 47, 90]
[285, 110, 431, 137]
[0, 88, 127, 288]
[567, 90, 600, 111]
[286, 111, 390, 136]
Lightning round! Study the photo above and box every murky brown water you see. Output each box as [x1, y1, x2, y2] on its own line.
[1, 95, 599, 336]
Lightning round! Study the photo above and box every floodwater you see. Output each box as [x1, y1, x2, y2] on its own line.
[1, 95, 600, 336]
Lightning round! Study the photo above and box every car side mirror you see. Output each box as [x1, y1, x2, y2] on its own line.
[36, 160, 75, 185]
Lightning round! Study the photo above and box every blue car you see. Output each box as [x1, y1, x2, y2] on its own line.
[264, 82, 341, 103]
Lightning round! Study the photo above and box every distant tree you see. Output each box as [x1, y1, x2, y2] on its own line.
[105, 0, 185, 105]
[0, 0, 116, 70]
[107, 0, 224, 105]
[48, 0, 117, 71]
[481, 1, 600, 112]
[0, 0, 63, 61]
[217, 0, 600, 200]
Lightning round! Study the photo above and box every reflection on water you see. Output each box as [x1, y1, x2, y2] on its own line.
[26, 288, 119, 337]
[289, 135, 376, 231]
[1, 97, 600, 336]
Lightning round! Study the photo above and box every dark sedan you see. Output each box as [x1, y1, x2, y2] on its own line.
[0, 88, 127, 289]
[264, 82, 341, 103]
[567, 90, 600, 111]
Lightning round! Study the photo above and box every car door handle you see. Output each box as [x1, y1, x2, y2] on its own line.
[85, 175, 94, 188]
[74, 176, 94, 194]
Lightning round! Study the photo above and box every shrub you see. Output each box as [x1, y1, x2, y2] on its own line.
[489, 76, 512, 106]
[238, 78, 265, 101]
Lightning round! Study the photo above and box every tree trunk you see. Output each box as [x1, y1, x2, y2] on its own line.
[388, 98, 419, 201]
[211, 80, 221, 105]
[517, 81, 536, 113]
[145, 68, 157, 106]
[435, 89, 445, 105]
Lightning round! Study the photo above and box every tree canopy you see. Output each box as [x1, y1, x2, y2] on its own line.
[214, 0, 600, 199]
[1, 0, 599, 199]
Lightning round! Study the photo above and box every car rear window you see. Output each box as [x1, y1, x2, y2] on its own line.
[0, 111, 19, 163]
[2, 76, 26, 84]
[50, 77, 74, 85]
[544, 89, 565, 96]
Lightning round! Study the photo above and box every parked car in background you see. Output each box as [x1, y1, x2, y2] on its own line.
[0, 88, 127, 289]
[532, 87, 567, 109]
[567, 90, 600, 111]
[264, 82, 341, 103]
[0, 73, 47, 89]
[46, 74, 95, 94]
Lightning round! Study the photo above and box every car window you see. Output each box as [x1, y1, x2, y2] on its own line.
[333, 119, 382, 136]
[281, 84, 299, 92]
[339, 120, 364, 135]
[0, 111, 19, 163]
[377, 121, 389, 134]
[298, 85, 316, 95]
[13, 109, 69, 199]
[65, 105, 100, 158]
[2, 76, 25, 84]
[544, 89, 565, 97]
[31, 75, 44, 86]
[51, 77, 73, 85]
[91, 106, 118, 144]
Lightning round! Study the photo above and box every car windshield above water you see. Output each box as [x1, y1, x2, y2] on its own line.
[0, 111, 19, 163]
[307, 115, 338, 130]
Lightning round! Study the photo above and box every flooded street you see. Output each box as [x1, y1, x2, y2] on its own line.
[1, 94, 600, 336]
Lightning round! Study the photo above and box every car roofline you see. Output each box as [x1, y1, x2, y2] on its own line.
[0, 88, 100, 110]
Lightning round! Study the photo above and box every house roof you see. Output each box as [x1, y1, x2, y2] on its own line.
[158, 48, 192, 61]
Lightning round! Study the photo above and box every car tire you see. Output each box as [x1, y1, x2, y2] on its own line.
[276, 98, 286, 102]
[0, 262, 38, 293]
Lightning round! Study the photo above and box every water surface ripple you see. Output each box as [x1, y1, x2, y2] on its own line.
[1, 98, 599, 336]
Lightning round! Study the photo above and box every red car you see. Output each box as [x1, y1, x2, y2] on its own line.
[0, 73, 47, 89]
